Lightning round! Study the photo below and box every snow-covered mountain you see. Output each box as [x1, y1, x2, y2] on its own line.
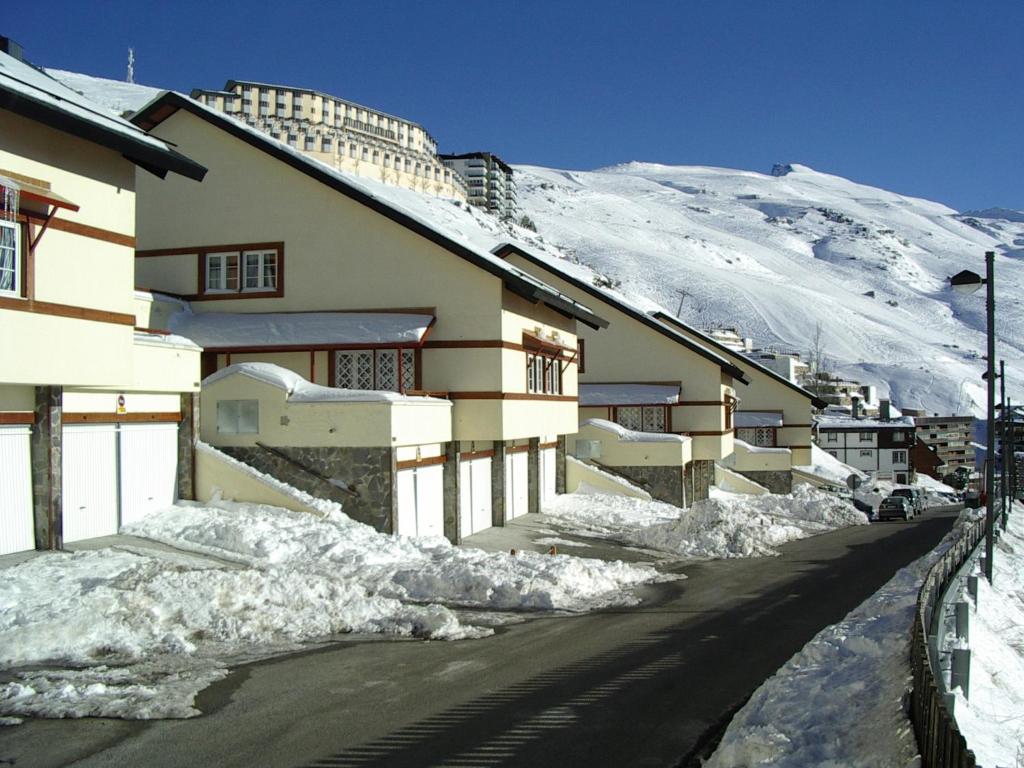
[515, 162, 1024, 416]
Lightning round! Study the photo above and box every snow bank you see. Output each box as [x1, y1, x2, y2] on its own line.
[543, 485, 867, 559]
[949, 502, 1024, 766]
[793, 443, 867, 486]
[706, 509, 984, 768]
[0, 499, 662, 722]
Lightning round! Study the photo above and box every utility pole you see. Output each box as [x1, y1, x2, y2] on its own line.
[675, 289, 689, 318]
[985, 251, 996, 583]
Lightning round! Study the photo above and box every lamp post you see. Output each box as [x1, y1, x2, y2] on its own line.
[950, 251, 996, 583]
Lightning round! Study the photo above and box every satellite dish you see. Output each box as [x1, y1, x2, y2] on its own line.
[846, 474, 863, 491]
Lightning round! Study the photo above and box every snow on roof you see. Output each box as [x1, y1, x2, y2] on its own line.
[45, 68, 163, 115]
[734, 411, 785, 428]
[132, 93, 603, 329]
[203, 362, 450, 405]
[169, 311, 434, 349]
[734, 439, 791, 454]
[581, 418, 690, 444]
[579, 383, 680, 406]
[133, 330, 202, 351]
[815, 414, 915, 429]
[0, 53, 203, 180]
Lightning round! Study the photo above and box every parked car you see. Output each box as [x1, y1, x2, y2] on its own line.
[878, 495, 914, 521]
[890, 487, 925, 515]
[852, 497, 875, 520]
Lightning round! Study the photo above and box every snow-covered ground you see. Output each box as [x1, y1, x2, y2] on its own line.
[0, 498, 665, 723]
[949, 502, 1024, 766]
[542, 485, 868, 559]
[706, 508, 985, 768]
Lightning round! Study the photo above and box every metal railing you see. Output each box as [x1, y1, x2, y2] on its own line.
[911, 514, 984, 767]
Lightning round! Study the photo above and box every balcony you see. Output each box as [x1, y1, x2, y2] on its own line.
[343, 117, 397, 141]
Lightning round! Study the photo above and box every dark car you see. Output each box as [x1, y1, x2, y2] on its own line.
[852, 497, 875, 520]
[878, 495, 913, 521]
[890, 487, 925, 514]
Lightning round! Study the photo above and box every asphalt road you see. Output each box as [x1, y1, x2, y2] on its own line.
[0, 505, 961, 768]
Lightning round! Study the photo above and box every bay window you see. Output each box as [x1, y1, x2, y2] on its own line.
[613, 405, 667, 433]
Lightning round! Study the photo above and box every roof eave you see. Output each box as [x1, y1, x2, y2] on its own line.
[0, 88, 207, 182]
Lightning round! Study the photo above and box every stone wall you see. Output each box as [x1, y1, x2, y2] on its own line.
[30, 386, 62, 550]
[614, 465, 686, 507]
[177, 392, 198, 501]
[223, 445, 393, 532]
[736, 469, 793, 495]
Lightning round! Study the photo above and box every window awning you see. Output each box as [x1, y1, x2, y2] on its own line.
[579, 383, 680, 407]
[734, 411, 784, 428]
[169, 311, 435, 350]
[1, 170, 80, 212]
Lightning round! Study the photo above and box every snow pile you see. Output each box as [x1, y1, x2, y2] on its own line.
[949, 502, 1024, 766]
[794, 443, 868, 485]
[706, 509, 984, 768]
[543, 485, 867, 559]
[0, 500, 662, 722]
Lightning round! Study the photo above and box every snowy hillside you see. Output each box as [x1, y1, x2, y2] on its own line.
[516, 163, 1024, 415]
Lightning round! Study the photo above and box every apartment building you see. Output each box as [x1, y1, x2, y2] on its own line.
[440, 153, 517, 219]
[190, 80, 467, 201]
[914, 414, 975, 476]
[815, 402, 915, 483]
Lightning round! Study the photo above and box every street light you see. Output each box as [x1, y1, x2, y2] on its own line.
[949, 251, 995, 583]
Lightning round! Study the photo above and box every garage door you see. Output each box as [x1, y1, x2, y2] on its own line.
[63, 423, 179, 543]
[539, 447, 557, 507]
[0, 425, 35, 555]
[459, 456, 492, 538]
[505, 450, 529, 520]
[396, 464, 444, 538]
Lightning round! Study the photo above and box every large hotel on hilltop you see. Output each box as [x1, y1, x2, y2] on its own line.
[190, 79, 469, 202]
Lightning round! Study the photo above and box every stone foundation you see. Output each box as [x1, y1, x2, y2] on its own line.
[490, 442, 507, 526]
[177, 392, 198, 501]
[736, 469, 793, 495]
[443, 442, 460, 544]
[555, 436, 567, 494]
[223, 445, 393, 532]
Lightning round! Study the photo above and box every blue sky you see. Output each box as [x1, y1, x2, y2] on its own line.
[8, 1, 1022, 211]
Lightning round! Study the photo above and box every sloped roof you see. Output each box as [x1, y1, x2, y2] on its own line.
[651, 311, 829, 409]
[492, 243, 749, 384]
[131, 92, 606, 330]
[0, 51, 205, 181]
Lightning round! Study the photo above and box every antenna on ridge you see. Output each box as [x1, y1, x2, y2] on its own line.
[126, 48, 135, 84]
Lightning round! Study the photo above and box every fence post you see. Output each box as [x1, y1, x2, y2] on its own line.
[951, 649, 971, 700]
[955, 602, 970, 642]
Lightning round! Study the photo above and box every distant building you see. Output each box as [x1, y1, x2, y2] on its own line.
[439, 153, 516, 219]
[190, 80, 467, 201]
[814, 400, 915, 483]
[914, 415, 975, 476]
[701, 327, 752, 354]
[744, 349, 809, 385]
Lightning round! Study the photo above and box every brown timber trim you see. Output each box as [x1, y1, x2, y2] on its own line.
[680, 429, 735, 437]
[538, 441, 559, 450]
[137, 241, 285, 301]
[521, 331, 576, 355]
[506, 444, 531, 454]
[781, 423, 814, 429]
[395, 454, 447, 471]
[0, 412, 34, 425]
[64, 412, 184, 424]
[460, 449, 495, 461]
[0, 296, 135, 326]
[785, 444, 813, 450]
[447, 392, 577, 402]
[676, 400, 726, 406]
[135, 326, 171, 335]
[424, 339, 577, 361]
[49, 217, 134, 247]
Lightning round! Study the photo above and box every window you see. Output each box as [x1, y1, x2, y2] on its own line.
[322, 137, 332, 153]
[892, 431, 904, 441]
[892, 450, 907, 464]
[383, 153, 391, 168]
[826, 432, 838, 442]
[738, 427, 776, 447]
[859, 431, 873, 442]
[206, 252, 239, 292]
[304, 135, 315, 151]
[859, 449, 873, 457]
[287, 133, 297, 147]
[372, 150, 380, 164]
[333, 349, 416, 392]
[349, 143, 357, 159]
[224, 96, 235, 112]
[0, 220, 19, 296]
[526, 352, 561, 395]
[361, 147, 369, 161]
[216, 399, 259, 434]
[614, 406, 667, 433]
[242, 250, 277, 291]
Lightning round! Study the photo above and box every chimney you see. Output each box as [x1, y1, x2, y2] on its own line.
[851, 396, 861, 419]
[880, 399, 891, 421]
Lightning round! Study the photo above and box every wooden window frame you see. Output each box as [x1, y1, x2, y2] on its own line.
[526, 350, 562, 395]
[0, 219, 23, 298]
[329, 347, 420, 393]
[138, 242, 284, 301]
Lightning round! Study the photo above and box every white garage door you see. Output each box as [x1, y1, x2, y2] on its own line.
[119, 423, 179, 526]
[539, 447, 557, 507]
[505, 450, 529, 520]
[63, 423, 179, 543]
[0, 425, 35, 555]
[459, 456, 492, 538]
[396, 464, 444, 538]
[63, 425, 119, 543]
